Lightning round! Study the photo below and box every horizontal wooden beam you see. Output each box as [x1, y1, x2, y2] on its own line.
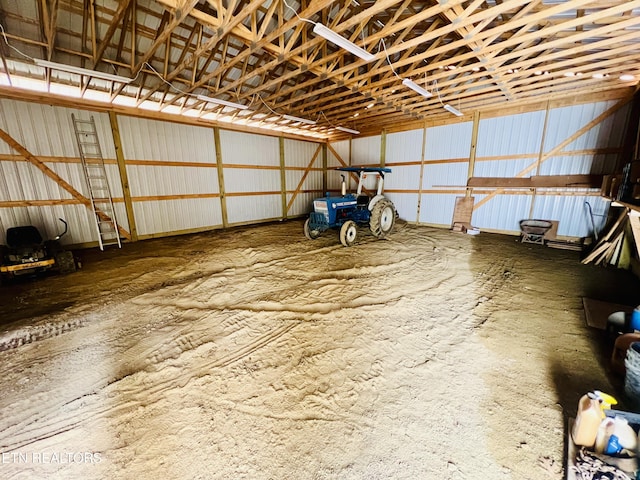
[467, 174, 604, 188]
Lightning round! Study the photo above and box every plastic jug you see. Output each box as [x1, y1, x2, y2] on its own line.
[572, 392, 606, 447]
[595, 416, 637, 454]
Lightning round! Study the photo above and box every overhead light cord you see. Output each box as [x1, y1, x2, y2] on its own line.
[0, 22, 35, 60]
[380, 38, 401, 81]
[282, 0, 316, 26]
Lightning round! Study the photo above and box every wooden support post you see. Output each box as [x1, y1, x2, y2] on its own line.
[529, 100, 551, 218]
[466, 111, 480, 198]
[213, 127, 228, 228]
[322, 143, 328, 195]
[416, 122, 427, 224]
[109, 112, 137, 241]
[380, 129, 386, 168]
[0, 126, 131, 239]
[279, 136, 287, 219]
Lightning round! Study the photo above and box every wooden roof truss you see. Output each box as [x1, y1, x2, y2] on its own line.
[0, 0, 638, 138]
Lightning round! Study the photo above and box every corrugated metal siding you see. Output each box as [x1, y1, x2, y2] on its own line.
[226, 195, 282, 224]
[386, 129, 423, 163]
[219, 130, 281, 224]
[386, 193, 419, 222]
[418, 122, 474, 226]
[117, 116, 215, 164]
[472, 194, 533, 233]
[352, 136, 381, 165]
[423, 163, 467, 188]
[0, 99, 117, 244]
[117, 116, 219, 236]
[329, 140, 350, 168]
[385, 129, 424, 221]
[424, 122, 473, 160]
[532, 194, 609, 237]
[220, 130, 279, 166]
[133, 199, 221, 236]
[474, 158, 534, 178]
[420, 193, 459, 225]
[284, 139, 323, 217]
[287, 190, 321, 217]
[386, 164, 421, 190]
[543, 101, 619, 152]
[477, 111, 546, 157]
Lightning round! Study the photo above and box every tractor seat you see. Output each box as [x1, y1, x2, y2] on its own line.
[357, 195, 369, 206]
[6, 226, 44, 248]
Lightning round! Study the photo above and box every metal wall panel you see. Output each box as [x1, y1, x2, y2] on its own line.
[387, 165, 421, 191]
[286, 171, 323, 217]
[226, 195, 282, 224]
[474, 158, 535, 178]
[116, 115, 220, 236]
[424, 122, 473, 160]
[531, 193, 609, 238]
[329, 140, 350, 168]
[284, 139, 319, 167]
[126, 166, 218, 196]
[386, 192, 419, 222]
[477, 110, 546, 157]
[419, 193, 459, 225]
[422, 163, 468, 188]
[352, 135, 381, 165]
[284, 139, 323, 217]
[219, 130, 282, 224]
[133, 199, 221, 236]
[543, 100, 624, 152]
[224, 168, 281, 193]
[117, 116, 215, 164]
[0, 99, 118, 244]
[287, 190, 321, 217]
[472, 194, 533, 233]
[219, 130, 279, 166]
[0, 99, 115, 158]
[386, 129, 423, 163]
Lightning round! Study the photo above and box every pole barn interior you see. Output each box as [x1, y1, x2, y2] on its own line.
[1, 1, 640, 479]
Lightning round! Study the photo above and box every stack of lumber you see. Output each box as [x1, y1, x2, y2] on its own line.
[581, 208, 630, 266]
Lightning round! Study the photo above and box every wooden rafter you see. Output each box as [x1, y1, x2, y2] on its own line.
[93, 0, 133, 68]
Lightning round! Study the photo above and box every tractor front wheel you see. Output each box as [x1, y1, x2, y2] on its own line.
[304, 218, 321, 240]
[339, 221, 358, 247]
[369, 199, 396, 238]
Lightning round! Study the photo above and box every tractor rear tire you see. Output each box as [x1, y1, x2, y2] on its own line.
[304, 218, 321, 240]
[339, 221, 358, 247]
[369, 199, 396, 238]
[55, 251, 77, 274]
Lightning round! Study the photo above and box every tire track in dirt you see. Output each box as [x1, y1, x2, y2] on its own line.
[0, 320, 298, 452]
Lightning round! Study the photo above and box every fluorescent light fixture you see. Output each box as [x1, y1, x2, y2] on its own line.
[33, 59, 133, 83]
[283, 114, 316, 125]
[312, 23, 375, 62]
[444, 104, 463, 117]
[336, 126, 360, 135]
[196, 95, 249, 110]
[402, 78, 432, 98]
[620, 74, 636, 81]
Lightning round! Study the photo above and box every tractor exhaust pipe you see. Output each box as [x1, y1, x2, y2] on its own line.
[341, 175, 346, 196]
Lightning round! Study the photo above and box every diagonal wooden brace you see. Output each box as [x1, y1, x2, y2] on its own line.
[0, 127, 131, 241]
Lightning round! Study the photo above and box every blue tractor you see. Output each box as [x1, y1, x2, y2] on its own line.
[304, 166, 397, 247]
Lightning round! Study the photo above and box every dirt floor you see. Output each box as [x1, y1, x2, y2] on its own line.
[0, 220, 639, 480]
